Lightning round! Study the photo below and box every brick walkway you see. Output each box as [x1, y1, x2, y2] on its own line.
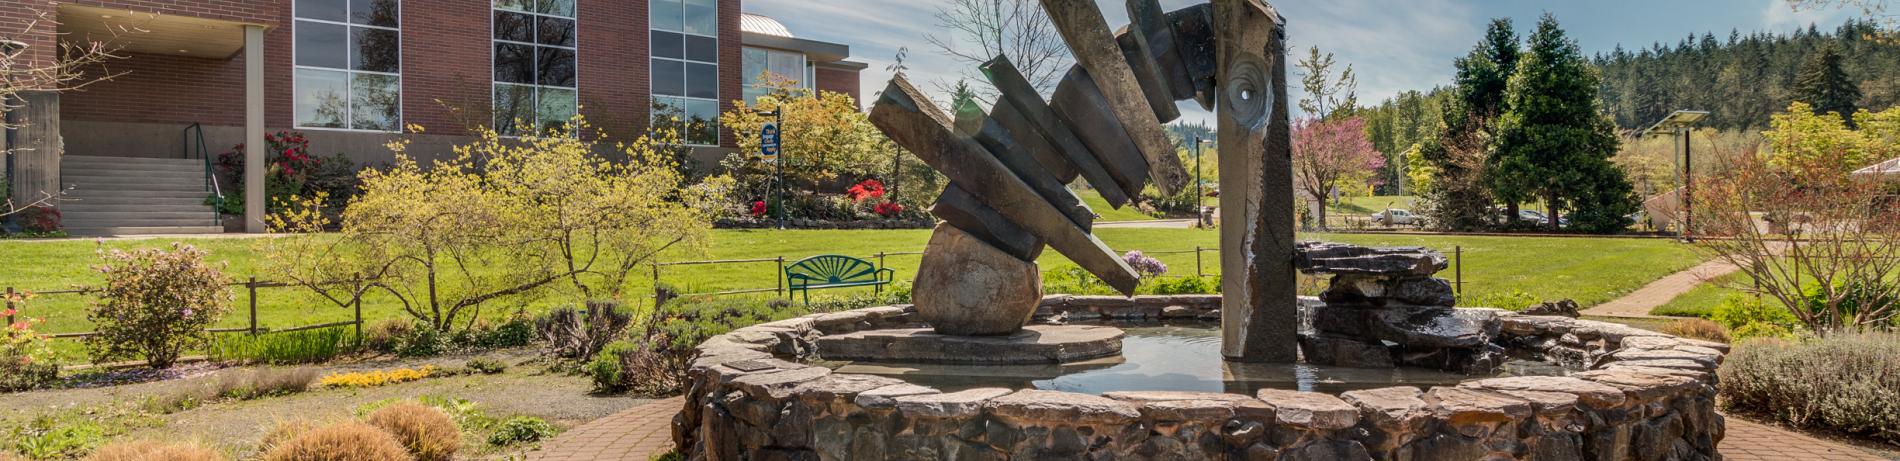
[527, 397, 682, 461]
[526, 395, 1896, 460]
[1722, 416, 1893, 460]
[1582, 260, 1740, 318]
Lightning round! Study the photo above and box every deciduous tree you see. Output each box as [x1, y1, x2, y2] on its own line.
[1292, 117, 1384, 229]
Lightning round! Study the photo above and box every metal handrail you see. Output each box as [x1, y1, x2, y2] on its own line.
[184, 123, 223, 225]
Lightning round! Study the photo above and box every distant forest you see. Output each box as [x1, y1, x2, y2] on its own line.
[1595, 19, 1900, 131]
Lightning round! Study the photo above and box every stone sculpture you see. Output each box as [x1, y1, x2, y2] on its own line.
[1295, 242, 1508, 373]
[868, 0, 1297, 362]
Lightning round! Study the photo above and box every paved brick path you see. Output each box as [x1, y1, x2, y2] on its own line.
[528, 395, 1896, 460]
[1582, 260, 1739, 318]
[528, 397, 682, 461]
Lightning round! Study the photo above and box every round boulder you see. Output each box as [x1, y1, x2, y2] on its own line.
[913, 224, 1042, 336]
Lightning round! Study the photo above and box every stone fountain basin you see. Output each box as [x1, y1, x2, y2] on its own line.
[673, 296, 1729, 460]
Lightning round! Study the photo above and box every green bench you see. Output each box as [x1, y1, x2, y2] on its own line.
[785, 254, 895, 304]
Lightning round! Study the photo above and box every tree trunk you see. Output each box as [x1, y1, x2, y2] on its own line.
[1547, 191, 1561, 232]
[1506, 202, 1520, 225]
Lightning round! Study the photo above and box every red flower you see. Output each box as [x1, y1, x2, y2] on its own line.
[873, 201, 904, 218]
[749, 200, 768, 218]
[846, 179, 887, 202]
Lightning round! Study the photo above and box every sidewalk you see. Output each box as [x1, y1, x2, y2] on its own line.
[1581, 259, 1739, 318]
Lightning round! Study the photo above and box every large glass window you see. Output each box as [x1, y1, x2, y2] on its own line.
[650, 0, 718, 146]
[294, 0, 401, 131]
[742, 47, 811, 103]
[494, 0, 577, 135]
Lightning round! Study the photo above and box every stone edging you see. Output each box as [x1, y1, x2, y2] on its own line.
[673, 297, 1728, 460]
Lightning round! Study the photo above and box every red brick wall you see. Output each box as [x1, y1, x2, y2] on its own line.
[13, 0, 750, 147]
[815, 65, 861, 108]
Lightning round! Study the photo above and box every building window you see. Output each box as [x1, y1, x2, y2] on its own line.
[493, 0, 577, 136]
[294, 0, 401, 131]
[650, 0, 719, 146]
[742, 47, 810, 104]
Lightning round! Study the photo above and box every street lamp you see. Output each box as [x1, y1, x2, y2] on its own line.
[756, 109, 785, 229]
[1193, 136, 1213, 228]
[1641, 110, 1710, 241]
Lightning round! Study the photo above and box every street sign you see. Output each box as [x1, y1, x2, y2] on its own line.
[759, 122, 780, 162]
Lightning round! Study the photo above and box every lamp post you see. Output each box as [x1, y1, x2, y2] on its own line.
[757, 109, 784, 229]
[1193, 137, 1213, 227]
[1640, 110, 1710, 241]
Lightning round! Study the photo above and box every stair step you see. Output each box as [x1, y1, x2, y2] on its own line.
[61, 203, 217, 213]
[65, 226, 226, 236]
[64, 155, 204, 165]
[62, 184, 210, 194]
[63, 209, 216, 220]
[62, 176, 206, 188]
[65, 217, 221, 227]
[60, 166, 207, 176]
[57, 195, 213, 206]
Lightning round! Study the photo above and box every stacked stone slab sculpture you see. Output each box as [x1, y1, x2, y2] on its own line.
[871, 0, 1299, 362]
[1294, 242, 1508, 373]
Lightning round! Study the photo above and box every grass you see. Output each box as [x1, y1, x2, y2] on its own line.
[207, 326, 353, 365]
[0, 229, 1705, 363]
[1073, 188, 1157, 222]
[1650, 271, 1751, 318]
[1326, 195, 1420, 216]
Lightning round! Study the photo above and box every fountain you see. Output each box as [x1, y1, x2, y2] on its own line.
[672, 1, 1726, 459]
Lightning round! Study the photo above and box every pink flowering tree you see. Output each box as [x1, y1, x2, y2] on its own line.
[1292, 116, 1385, 229]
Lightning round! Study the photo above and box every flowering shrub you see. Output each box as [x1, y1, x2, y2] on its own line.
[319, 366, 437, 388]
[873, 201, 905, 218]
[846, 179, 886, 202]
[3, 291, 58, 391]
[19, 205, 61, 233]
[1123, 250, 1168, 278]
[213, 131, 359, 216]
[85, 243, 232, 369]
[749, 200, 768, 218]
[1720, 333, 1900, 444]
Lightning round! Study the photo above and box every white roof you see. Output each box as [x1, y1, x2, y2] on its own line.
[1856, 157, 1900, 176]
[741, 13, 794, 38]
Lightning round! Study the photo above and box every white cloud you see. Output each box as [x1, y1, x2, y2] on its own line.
[1761, 0, 1850, 30]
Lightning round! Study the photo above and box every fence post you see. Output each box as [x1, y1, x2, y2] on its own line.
[876, 252, 886, 270]
[247, 277, 259, 336]
[776, 256, 786, 298]
[1194, 247, 1203, 279]
[652, 262, 663, 308]
[1454, 246, 1463, 295]
[4, 287, 14, 338]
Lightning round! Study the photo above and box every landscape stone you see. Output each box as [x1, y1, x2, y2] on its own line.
[1458, 376, 1627, 409]
[1040, 0, 1192, 194]
[1522, 299, 1582, 317]
[1294, 242, 1450, 277]
[1164, 4, 1216, 108]
[1125, 0, 1195, 100]
[816, 324, 1124, 364]
[1115, 25, 1182, 122]
[896, 388, 1013, 418]
[912, 224, 1044, 335]
[933, 184, 1045, 262]
[1297, 332, 1395, 367]
[970, 115, 1097, 230]
[1321, 274, 1456, 307]
[853, 383, 940, 408]
[1424, 387, 1533, 438]
[1049, 67, 1153, 196]
[1339, 386, 1430, 433]
[1103, 390, 1258, 402]
[988, 99, 1080, 181]
[1255, 389, 1359, 431]
[1368, 306, 1498, 348]
[987, 389, 1142, 423]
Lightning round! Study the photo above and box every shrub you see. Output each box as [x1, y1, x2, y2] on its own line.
[537, 301, 632, 360]
[1719, 332, 1900, 444]
[2, 295, 58, 392]
[464, 358, 506, 375]
[261, 422, 410, 461]
[144, 367, 318, 413]
[319, 366, 435, 389]
[591, 296, 813, 394]
[84, 440, 226, 461]
[365, 403, 460, 461]
[363, 320, 446, 357]
[1122, 251, 1168, 278]
[1710, 294, 1802, 339]
[1660, 318, 1731, 343]
[85, 243, 232, 369]
[208, 327, 351, 365]
[1151, 276, 1217, 295]
[486, 416, 556, 446]
[255, 420, 317, 456]
[456, 312, 535, 349]
[362, 319, 411, 354]
[8, 418, 105, 459]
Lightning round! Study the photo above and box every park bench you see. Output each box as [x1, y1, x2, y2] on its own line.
[785, 254, 894, 304]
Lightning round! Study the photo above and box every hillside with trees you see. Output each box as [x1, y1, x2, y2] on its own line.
[1594, 19, 1900, 131]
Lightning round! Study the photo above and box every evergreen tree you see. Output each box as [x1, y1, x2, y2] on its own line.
[1791, 44, 1863, 126]
[1450, 18, 1521, 130]
[1491, 14, 1636, 233]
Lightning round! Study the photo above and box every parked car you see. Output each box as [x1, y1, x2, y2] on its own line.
[1372, 209, 1419, 226]
[1518, 210, 1569, 227]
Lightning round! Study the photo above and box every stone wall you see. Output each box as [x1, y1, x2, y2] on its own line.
[674, 298, 1727, 460]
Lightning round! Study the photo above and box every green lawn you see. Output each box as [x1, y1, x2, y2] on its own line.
[1327, 195, 1420, 216]
[1, 229, 1704, 363]
[1073, 188, 1157, 222]
[1649, 271, 1750, 318]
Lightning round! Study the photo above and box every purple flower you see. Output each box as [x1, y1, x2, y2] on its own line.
[1123, 251, 1168, 278]
[182, 308, 194, 317]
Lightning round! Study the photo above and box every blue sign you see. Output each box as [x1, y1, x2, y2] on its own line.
[759, 122, 781, 161]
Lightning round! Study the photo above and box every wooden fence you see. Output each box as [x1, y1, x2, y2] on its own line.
[4, 278, 365, 342]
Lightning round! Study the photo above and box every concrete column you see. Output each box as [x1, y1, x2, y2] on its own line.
[243, 25, 265, 232]
[7, 91, 61, 212]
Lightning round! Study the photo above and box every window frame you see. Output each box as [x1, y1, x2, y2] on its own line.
[649, 0, 720, 147]
[491, 0, 581, 136]
[291, 0, 404, 133]
[741, 46, 813, 105]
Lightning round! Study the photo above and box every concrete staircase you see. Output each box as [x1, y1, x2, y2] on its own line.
[59, 155, 225, 236]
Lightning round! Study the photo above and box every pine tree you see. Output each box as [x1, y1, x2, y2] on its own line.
[1450, 19, 1520, 129]
[1791, 44, 1863, 126]
[1491, 14, 1636, 233]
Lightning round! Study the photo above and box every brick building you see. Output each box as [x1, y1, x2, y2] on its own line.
[0, 0, 863, 235]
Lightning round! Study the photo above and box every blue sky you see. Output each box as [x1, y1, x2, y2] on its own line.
[741, 0, 1858, 123]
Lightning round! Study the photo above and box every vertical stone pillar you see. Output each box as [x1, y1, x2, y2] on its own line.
[7, 91, 61, 211]
[1215, 0, 1297, 363]
[243, 25, 266, 233]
